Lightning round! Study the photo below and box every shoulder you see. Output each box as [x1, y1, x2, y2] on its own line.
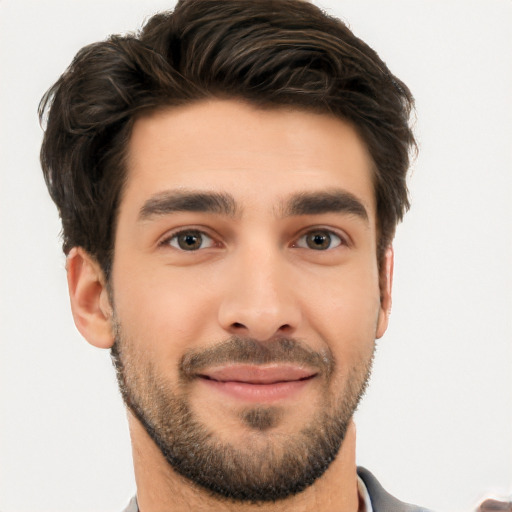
[357, 467, 434, 512]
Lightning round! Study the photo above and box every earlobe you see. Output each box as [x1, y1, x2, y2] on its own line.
[376, 246, 394, 339]
[66, 247, 115, 349]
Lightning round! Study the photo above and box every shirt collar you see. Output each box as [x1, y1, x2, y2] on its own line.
[358, 474, 374, 512]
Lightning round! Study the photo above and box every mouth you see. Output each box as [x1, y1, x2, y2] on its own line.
[196, 364, 318, 402]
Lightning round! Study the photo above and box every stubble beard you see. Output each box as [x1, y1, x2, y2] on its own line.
[110, 324, 374, 503]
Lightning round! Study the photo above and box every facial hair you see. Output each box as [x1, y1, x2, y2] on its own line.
[110, 326, 374, 503]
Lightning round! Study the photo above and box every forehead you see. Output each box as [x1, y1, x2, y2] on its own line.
[122, 100, 376, 221]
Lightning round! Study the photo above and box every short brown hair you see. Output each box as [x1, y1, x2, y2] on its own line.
[39, 0, 416, 278]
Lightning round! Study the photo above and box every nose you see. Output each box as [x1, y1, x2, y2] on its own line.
[217, 247, 302, 341]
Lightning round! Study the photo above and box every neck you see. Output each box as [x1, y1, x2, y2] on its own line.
[129, 412, 360, 512]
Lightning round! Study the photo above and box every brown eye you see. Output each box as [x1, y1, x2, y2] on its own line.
[296, 230, 342, 250]
[168, 230, 214, 251]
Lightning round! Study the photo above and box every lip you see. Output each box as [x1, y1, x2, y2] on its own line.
[197, 364, 317, 403]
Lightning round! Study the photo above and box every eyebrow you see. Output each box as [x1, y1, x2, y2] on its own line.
[138, 190, 239, 220]
[138, 188, 369, 223]
[282, 190, 369, 222]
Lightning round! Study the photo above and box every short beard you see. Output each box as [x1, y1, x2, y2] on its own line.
[111, 329, 374, 503]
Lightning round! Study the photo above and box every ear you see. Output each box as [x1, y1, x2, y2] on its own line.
[66, 247, 115, 349]
[376, 246, 394, 339]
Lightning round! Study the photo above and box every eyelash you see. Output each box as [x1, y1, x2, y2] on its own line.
[160, 229, 217, 251]
[159, 227, 348, 252]
[293, 229, 346, 250]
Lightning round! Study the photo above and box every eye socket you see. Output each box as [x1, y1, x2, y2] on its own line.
[295, 229, 344, 251]
[165, 230, 215, 251]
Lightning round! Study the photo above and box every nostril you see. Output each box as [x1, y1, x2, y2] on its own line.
[232, 322, 246, 329]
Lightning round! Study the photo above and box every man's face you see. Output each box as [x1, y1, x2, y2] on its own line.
[109, 100, 390, 501]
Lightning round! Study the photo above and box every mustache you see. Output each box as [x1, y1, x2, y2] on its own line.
[179, 336, 335, 380]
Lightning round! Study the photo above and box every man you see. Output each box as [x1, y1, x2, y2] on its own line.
[39, 0, 427, 510]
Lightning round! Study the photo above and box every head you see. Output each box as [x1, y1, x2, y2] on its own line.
[40, 0, 415, 505]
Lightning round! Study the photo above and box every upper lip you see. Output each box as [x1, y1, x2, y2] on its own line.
[198, 364, 317, 384]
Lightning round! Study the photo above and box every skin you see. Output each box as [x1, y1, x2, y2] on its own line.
[66, 100, 393, 512]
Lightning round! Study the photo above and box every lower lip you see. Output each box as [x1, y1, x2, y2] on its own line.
[199, 377, 313, 403]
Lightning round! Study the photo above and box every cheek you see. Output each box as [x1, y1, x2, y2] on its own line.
[300, 264, 381, 355]
[111, 261, 221, 358]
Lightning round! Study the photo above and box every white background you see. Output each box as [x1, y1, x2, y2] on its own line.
[1, 1, 511, 511]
